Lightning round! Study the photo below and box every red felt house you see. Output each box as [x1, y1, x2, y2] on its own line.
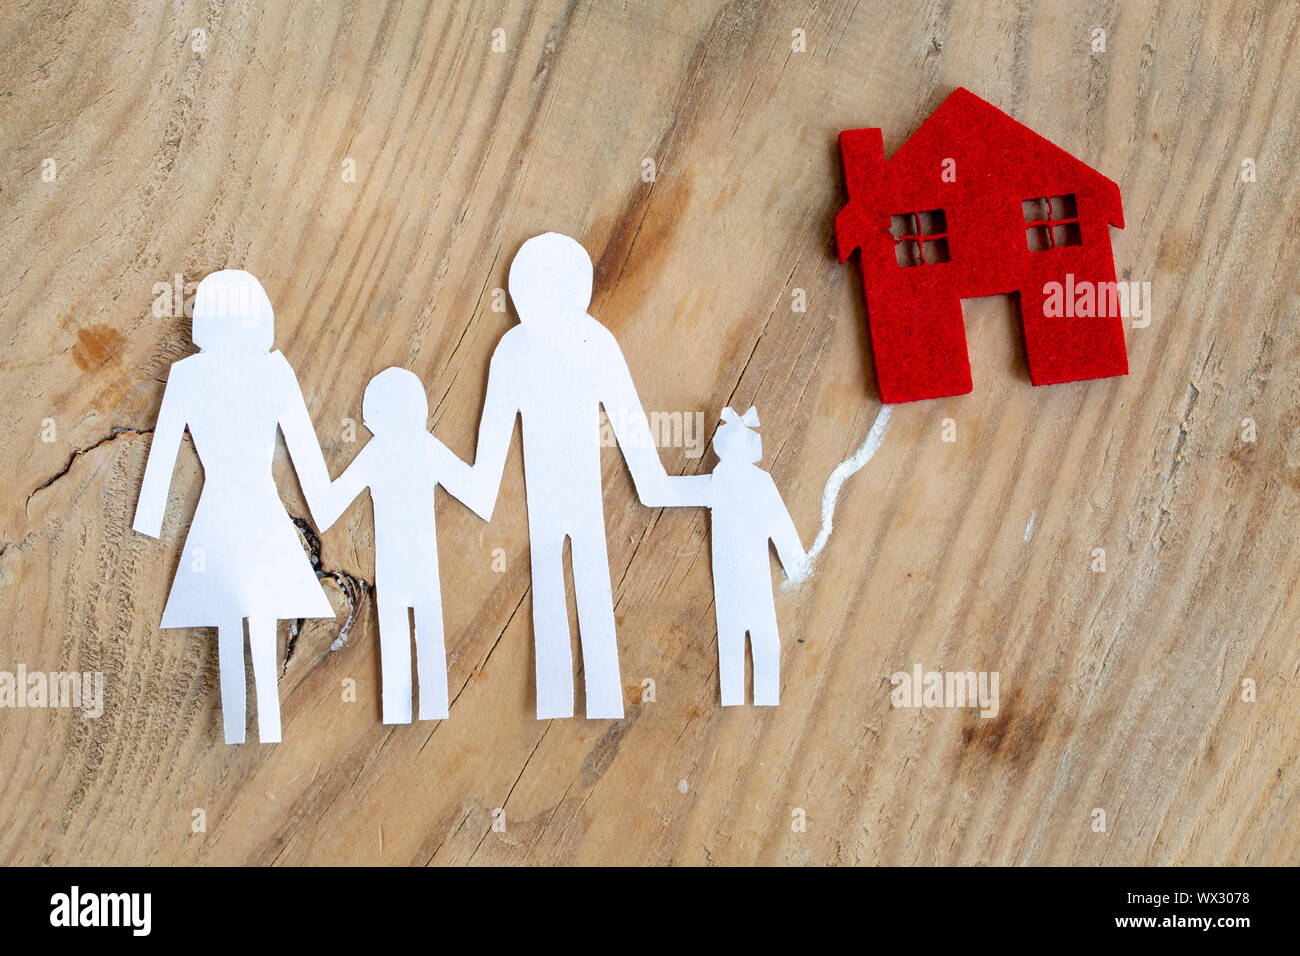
[836, 87, 1128, 404]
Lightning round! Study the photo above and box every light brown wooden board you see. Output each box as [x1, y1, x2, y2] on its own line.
[0, 0, 1296, 865]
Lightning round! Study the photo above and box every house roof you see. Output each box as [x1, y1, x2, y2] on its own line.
[891, 89, 1121, 219]
[836, 88, 1124, 262]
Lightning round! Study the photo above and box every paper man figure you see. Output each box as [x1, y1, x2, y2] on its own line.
[134, 270, 335, 744]
[472, 233, 707, 720]
[704, 406, 806, 706]
[315, 367, 489, 724]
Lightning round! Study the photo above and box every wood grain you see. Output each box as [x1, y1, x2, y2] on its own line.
[0, 0, 1296, 865]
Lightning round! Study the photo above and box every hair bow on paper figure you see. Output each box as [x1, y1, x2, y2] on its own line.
[720, 406, 760, 429]
[715, 406, 763, 464]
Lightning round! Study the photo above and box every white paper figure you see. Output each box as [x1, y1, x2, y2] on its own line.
[133, 270, 335, 745]
[314, 367, 490, 724]
[704, 406, 806, 706]
[471, 233, 708, 719]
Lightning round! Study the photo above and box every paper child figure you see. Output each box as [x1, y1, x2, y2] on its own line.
[134, 270, 335, 744]
[705, 406, 806, 706]
[472, 233, 708, 720]
[314, 367, 489, 724]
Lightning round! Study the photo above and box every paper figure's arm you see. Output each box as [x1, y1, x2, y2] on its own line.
[652, 472, 712, 507]
[133, 366, 189, 538]
[272, 351, 333, 529]
[765, 474, 806, 578]
[469, 344, 520, 521]
[432, 438, 492, 521]
[315, 443, 373, 531]
[599, 342, 684, 506]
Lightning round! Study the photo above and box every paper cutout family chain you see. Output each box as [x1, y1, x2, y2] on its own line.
[134, 236, 806, 743]
[134, 91, 1128, 743]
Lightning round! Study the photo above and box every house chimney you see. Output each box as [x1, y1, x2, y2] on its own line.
[836, 128, 884, 262]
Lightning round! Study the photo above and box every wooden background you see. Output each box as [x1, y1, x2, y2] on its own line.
[1, 0, 1296, 866]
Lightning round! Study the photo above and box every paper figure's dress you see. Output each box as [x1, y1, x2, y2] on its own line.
[158, 349, 332, 628]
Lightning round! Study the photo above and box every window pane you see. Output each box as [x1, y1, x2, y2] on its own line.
[1022, 198, 1051, 223]
[1050, 194, 1079, 219]
[1052, 222, 1082, 247]
[889, 214, 915, 239]
[1026, 224, 1053, 252]
[916, 209, 947, 236]
[922, 238, 951, 264]
[894, 238, 922, 267]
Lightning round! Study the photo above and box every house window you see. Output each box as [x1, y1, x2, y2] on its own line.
[890, 209, 950, 267]
[1023, 194, 1081, 251]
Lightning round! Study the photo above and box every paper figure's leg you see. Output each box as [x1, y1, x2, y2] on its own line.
[749, 604, 782, 707]
[714, 587, 746, 706]
[570, 530, 623, 720]
[247, 617, 282, 743]
[218, 620, 246, 744]
[413, 598, 449, 721]
[377, 593, 414, 724]
[717, 627, 747, 707]
[530, 532, 573, 719]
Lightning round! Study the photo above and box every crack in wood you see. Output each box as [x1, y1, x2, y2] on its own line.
[286, 516, 374, 673]
[24, 426, 152, 514]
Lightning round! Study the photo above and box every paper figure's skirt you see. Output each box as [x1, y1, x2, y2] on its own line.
[158, 492, 333, 628]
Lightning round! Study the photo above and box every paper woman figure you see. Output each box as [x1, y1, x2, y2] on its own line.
[314, 367, 490, 724]
[133, 270, 335, 744]
[704, 406, 806, 706]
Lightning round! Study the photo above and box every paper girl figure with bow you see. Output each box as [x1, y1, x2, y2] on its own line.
[313, 367, 491, 724]
[704, 406, 806, 706]
[134, 270, 335, 744]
